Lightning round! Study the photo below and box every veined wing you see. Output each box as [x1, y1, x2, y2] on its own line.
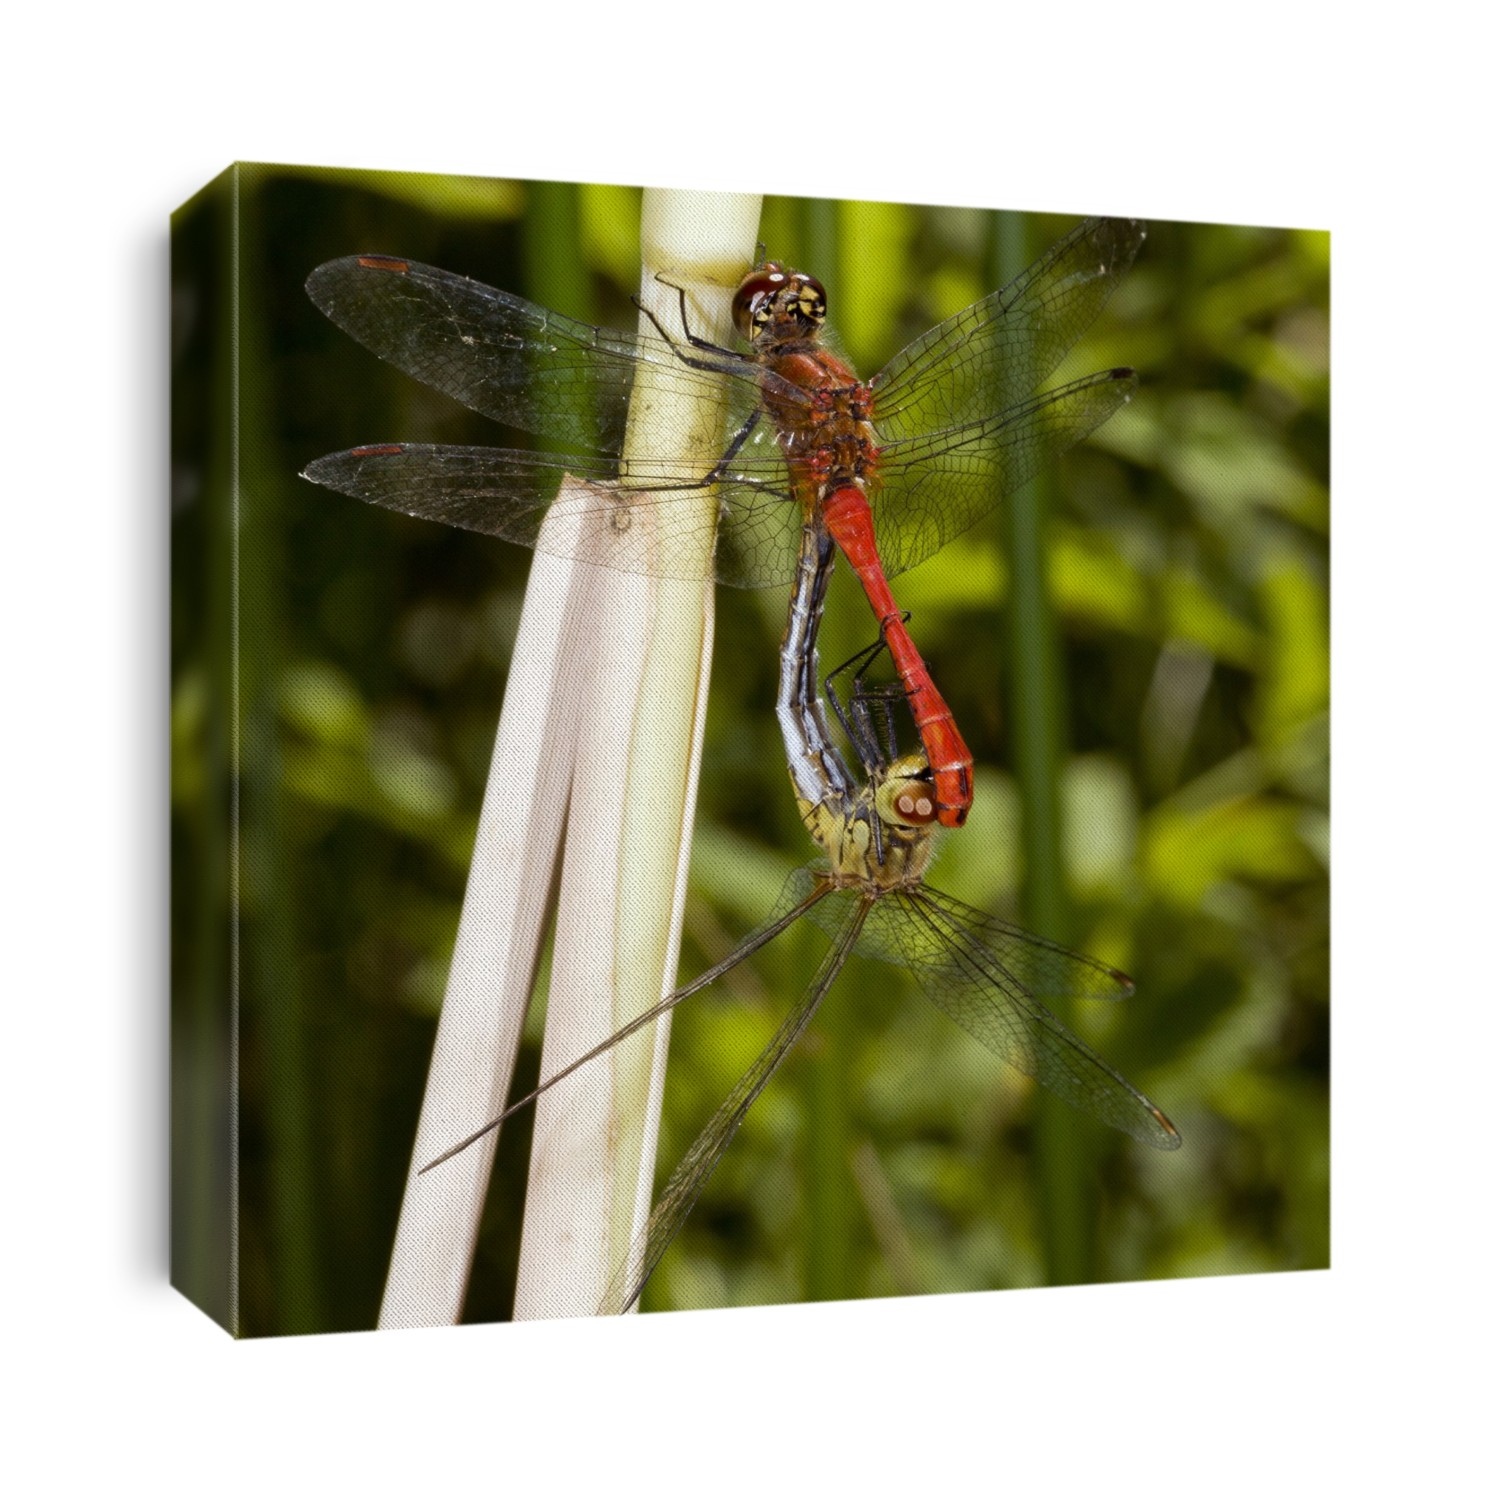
[861, 885, 1180, 1150]
[846, 882, 1134, 1002]
[870, 217, 1146, 438]
[302, 360, 1132, 585]
[421, 867, 832, 1174]
[306, 254, 779, 459]
[600, 880, 868, 1314]
[866, 368, 1138, 579]
[301, 440, 805, 589]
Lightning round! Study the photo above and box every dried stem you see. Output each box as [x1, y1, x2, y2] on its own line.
[378, 189, 761, 1327]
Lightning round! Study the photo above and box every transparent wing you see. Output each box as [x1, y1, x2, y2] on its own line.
[851, 886, 1180, 1150]
[866, 368, 1138, 578]
[306, 231, 1142, 590]
[600, 883, 869, 1315]
[870, 217, 1146, 437]
[419, 867, 831, 1174]
[306, 254, 778, 457]
[301, 441, 803, 588]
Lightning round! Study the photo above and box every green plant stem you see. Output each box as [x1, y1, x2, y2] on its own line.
[797, 195, 857, 1305]
[993, 213, 1097, 1288]
[237, 167, 324, 1333]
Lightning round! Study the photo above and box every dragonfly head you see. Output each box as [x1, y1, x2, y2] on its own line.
[732, 262, 827, 345]
[874, 753, 940, 830]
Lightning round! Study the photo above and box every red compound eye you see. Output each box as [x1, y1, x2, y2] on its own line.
[732, 264, 788, 338]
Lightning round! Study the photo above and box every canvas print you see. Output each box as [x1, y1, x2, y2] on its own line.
[171, 165, 1329, 1336]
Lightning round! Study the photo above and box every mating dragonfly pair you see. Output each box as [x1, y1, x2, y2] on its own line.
[304, 214, 1180, 1315]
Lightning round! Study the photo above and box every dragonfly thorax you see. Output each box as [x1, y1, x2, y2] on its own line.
[797, 753, 937, 893]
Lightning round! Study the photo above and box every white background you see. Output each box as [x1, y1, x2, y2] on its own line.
[3, 1, 1492, 1492]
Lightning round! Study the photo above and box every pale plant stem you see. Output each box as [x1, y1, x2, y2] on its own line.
[378, 189, 761, 1328]
[377, 499, 600, 1329]
[515, 190, 762, 1318]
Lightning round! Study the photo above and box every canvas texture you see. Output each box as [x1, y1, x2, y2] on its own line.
[171, 165, 1329, 1337]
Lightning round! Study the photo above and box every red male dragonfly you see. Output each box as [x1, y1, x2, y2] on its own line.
[304, 216, 1144, 826]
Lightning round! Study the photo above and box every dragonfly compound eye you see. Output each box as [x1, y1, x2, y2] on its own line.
[732, 264, 789, 339]
[791, 273, 827, 329]
[877, 776, 940, 828]
[732, 264, 827, 340]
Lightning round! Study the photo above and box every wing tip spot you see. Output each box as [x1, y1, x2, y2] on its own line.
[357, 255, 410, 273]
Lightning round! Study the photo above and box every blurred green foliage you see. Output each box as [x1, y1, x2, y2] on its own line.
[171, 165, 1328, 1334]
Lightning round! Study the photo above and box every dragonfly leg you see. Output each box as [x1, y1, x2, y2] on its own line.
[825, 627, 918, 775]
[633, 281, 747, 373]
[823, 633, 891, 769]
[608, 401, 774, 499]
[704, 404, 763, 477]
